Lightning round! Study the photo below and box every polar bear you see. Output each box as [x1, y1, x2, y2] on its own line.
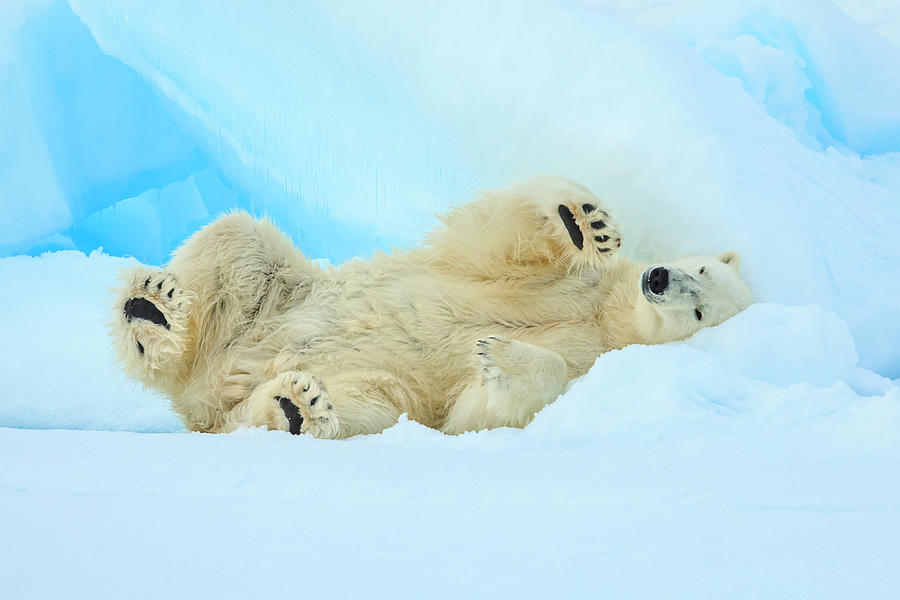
[111, 177, 751, 438]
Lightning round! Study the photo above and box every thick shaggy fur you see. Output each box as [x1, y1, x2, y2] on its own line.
[111, 177, 752, 438]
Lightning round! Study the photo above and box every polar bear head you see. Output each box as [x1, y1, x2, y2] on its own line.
[637, 251, 752, 341]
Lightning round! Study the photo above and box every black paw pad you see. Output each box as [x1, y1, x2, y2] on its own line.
[557, 205, 584, 250]
[277, 396, 304, 435]
[124, 298, 170, 329]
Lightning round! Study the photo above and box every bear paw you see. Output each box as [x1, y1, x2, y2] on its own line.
[556, 201, 622, 265]
[111, 267, 193, 375]
[476, 335, 515, 385]
[124, 270, 186, 329]
[273, 371, 339, 438]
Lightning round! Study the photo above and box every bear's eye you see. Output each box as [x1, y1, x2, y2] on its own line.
[699, 266, 706, 275]
[694, 308, 703, 321]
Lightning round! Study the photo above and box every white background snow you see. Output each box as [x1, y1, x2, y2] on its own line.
[1, 0, 899, 597]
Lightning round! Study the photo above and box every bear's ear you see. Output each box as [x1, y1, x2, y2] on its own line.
[718, 250, 741, 270]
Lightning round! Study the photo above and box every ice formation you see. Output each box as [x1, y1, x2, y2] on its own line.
[1, 0, 898, 375]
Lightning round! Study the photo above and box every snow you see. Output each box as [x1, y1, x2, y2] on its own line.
[833, 0, 900, 45]
[4, 426, 896, 600]
[2, 247, 899, 599]
[0, 252, 180, 432]
[3, 425, 899, 599]
[2, 0, 900, 596]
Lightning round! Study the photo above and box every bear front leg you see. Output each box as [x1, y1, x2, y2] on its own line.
[224, 371, 339, 438]
[442, 336, 569, 434]
[425, 178, 621, 275]
[110, 267, 194, 384]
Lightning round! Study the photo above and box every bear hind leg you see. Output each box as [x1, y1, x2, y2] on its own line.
[442, 336, 568, 434]
[223, 371, 339, 438]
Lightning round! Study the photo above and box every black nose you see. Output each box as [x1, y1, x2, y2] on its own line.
[648, 267, 669, 295]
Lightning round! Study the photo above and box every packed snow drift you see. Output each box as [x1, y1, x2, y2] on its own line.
[1, 0, 899, 597]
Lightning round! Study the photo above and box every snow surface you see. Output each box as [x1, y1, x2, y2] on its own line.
[2, 0, 900, 596]
[2, 241, 900, 599]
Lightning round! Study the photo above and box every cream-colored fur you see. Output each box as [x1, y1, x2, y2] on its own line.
[110, 177, 752, 438]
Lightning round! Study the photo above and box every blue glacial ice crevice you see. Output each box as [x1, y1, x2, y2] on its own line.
[0, 0, 239, 261]
[1, 0, 411, 264]
[694, 33, 840, 152]
[681, 0, 900, 156]
[65, 0, 487, 263]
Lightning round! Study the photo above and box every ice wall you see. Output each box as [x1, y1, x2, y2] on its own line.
[2, 0, 899, 376]
[0, 0, 243, 264]
[65, 0, 480, 261]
